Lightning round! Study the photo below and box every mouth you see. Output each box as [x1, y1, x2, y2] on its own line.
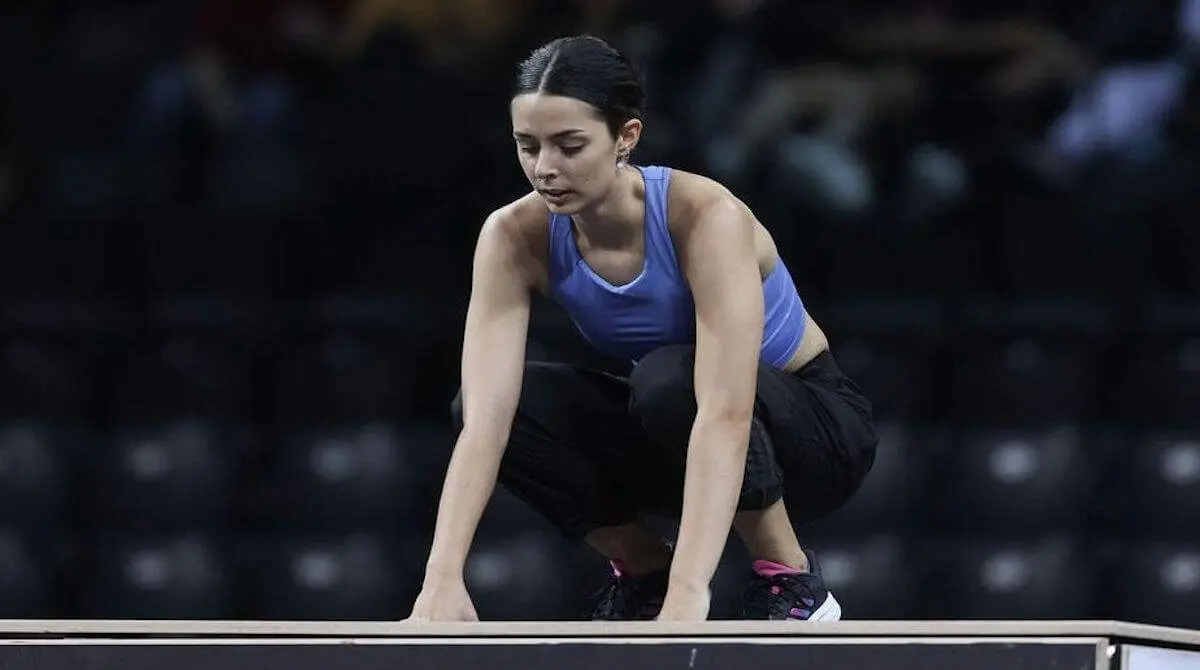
[539, 188, 574, 203]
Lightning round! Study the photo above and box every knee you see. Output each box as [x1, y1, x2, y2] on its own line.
[629, 345, 696, 418]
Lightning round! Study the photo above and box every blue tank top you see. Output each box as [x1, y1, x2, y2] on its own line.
[547, 165, 808, 369]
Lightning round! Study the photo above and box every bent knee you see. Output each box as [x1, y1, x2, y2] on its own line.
[629, 345, 696, 415]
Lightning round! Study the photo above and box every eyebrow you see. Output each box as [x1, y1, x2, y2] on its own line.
[513, 129, 587, 140]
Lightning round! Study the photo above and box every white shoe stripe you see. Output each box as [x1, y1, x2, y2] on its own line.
[807, 593, 843, 621]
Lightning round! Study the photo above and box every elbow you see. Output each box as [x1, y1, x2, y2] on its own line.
[696, 398, 755, 434]
[716, 400, 755, 425]
[691, 404, 755, 464]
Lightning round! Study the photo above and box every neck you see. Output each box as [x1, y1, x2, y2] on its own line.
[572, 165, 644, 250]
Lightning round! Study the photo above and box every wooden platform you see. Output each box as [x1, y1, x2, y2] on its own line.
[0, 619, 1196, 670]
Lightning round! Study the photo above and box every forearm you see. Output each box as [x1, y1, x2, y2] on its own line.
[423, 429, 506, 583]
[668, 413, 751, 593]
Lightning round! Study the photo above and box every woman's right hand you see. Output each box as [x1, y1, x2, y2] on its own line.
[404, 579, 479, 623]
[404, 208, 534, 626]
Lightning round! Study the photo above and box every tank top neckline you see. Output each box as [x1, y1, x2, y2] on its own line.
[558, 165, 655, 292]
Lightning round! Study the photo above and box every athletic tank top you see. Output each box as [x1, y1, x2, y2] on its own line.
[547, 165, 808, 368]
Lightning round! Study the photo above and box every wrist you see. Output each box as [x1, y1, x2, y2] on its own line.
[666, 572, 711, 596]
[423, 559, 466, 588]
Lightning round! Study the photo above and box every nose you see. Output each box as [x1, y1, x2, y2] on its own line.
[533, 152, 559, 182]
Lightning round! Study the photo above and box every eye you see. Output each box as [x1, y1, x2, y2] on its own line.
[518, 145, 538, 156]
[560, 145, 584, 156]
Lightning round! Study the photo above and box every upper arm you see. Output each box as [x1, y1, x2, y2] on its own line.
[678, 196, 763, 421]
[458, 211, 535, 441]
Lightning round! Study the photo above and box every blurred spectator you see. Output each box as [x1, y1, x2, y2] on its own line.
[131, 0, 350, 151]
[125, 0, 352, 204]
[333, 0, 536, 70]
[1045, 0, 1199, 171]
[331, 0, 445, 64]
[720, 0, 1095, 224]
[687, 0, 942, 223]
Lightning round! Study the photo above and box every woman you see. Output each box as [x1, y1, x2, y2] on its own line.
[406, 34, 878, 623]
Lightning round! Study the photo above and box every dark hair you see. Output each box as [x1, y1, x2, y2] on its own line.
[514, 35, 645, 138]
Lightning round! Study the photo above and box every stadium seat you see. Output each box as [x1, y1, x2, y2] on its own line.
[1102, 430, 1200, 539]
[79, 533, 234, 619]
[305, 293, 455, 420]
[86, 421, 244, 532]
[108, 333, 256, 421]
[0, 421, 71, 531]
[268, 423, 414, 533]
[807, 535, 919, 620]
[351, 216, 469, 297]
[270, 331, 413, 425]
[933, 537, 1096, 620]
[0, 334, 101, 421]
[997, 190, 1151, 304]
[937, 425, 1096, 535]
[461, 489, 584, 620]
[0, 211, 132, 306]
[1150, 183, 1200, 296]
[134, 205, 283, 303]
[820, 299, 943, 422]
[819, 422, 931, 534]
[949, 301, 1111, 423]
[0, 529, 58, 617]
[821, 221, 977, 304]
[207, 146, 308, 214]
[1121, 300, 1200, 428]
[466, 530, 579, 621]
[250, 534, 404, 620]
[384, 423, 457, 531]
[1107, 543, 1200, 630]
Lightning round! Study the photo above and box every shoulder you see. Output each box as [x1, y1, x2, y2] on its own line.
[479, 191, 552, 252]
[661, 168, 754, 239]
[475, 191, 552, 289]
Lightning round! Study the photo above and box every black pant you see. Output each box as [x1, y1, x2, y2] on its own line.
[451, 345, 878, 541]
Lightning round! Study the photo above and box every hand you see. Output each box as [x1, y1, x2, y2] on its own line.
[403, 579, 479, 623]
[655, 584, 711, 622]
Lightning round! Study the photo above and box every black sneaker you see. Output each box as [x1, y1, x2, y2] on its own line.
[585, 563, 670, 621]
[740, 549, 842, 621]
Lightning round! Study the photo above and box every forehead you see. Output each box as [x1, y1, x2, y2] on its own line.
[510, 93, 605, 136]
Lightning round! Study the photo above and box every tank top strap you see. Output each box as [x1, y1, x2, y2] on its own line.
[547, 211, 578, 284]
[637, 165, 682, 277]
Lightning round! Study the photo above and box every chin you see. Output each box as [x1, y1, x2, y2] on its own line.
[543, 197, 588, 215]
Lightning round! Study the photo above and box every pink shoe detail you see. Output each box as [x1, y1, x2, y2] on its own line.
[753, 559, 807, 578]
[609, 560, 629, 578]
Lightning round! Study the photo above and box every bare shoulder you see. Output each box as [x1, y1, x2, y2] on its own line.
[663, 167, 779, 279]
[483, 192, 550, 242]
[664, 168, 756, 233]
[477, 192, 551, 291]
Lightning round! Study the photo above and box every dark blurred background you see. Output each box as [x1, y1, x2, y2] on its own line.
[0, 0, 1198, 628]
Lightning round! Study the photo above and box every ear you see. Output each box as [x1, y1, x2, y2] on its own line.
[617, 118, 643, 157]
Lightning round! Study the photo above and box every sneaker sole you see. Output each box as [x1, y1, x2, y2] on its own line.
[805, 593, 842, 621]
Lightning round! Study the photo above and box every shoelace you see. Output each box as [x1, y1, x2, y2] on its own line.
[586, 575, 665, 620]
[586, 579, 628, 620]
[742, 572, 821, 619]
